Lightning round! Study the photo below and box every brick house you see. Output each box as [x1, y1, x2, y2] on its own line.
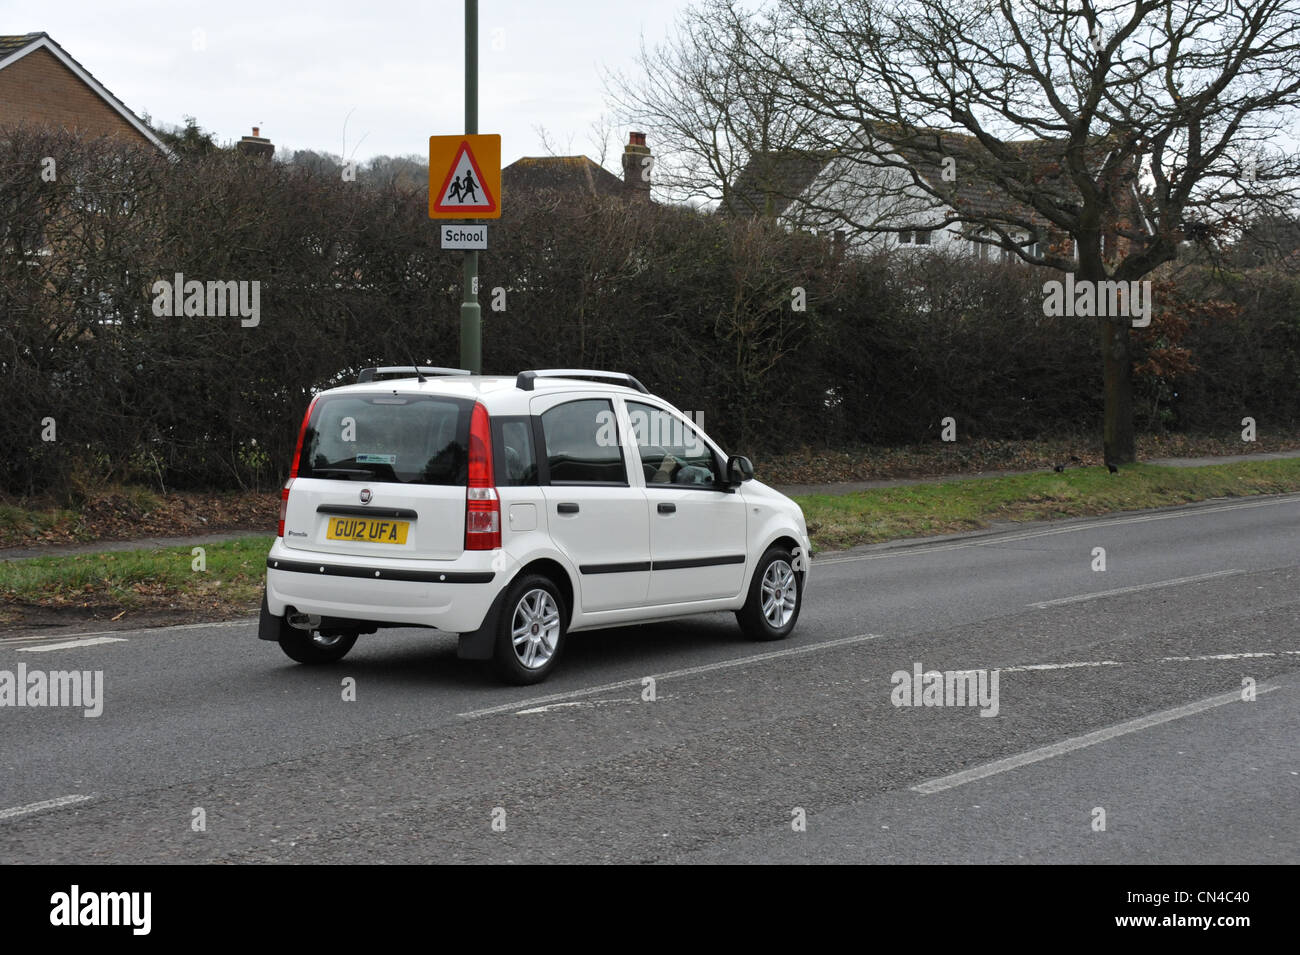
[502, 132, 653, 200]
[0, 32, 168, 153]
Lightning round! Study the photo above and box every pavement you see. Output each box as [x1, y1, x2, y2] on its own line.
[774, 447, 1300, 497]
[0, 491, 1296, 863]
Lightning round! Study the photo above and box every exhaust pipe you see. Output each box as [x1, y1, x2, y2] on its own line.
[287, 611, 321, 631]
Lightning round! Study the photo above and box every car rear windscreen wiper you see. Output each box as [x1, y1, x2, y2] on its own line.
[312, 467, 374, 479]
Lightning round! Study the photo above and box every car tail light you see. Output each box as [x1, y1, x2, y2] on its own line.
[278, 479, 293, 538]
[279, 396, 317, 537]
[465, 401, 500, 550]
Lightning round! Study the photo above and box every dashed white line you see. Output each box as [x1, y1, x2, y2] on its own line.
[0, 794, 93, 821]
[1027, 569, 1243, 609]
[517, 698, 641, 715]
[459, 631, 883, 719]
[1159, 650, 1300, 662]
[17, 637, 127, 652]
[911, 682, 1282, 795]
[998, 660, 1123, 673]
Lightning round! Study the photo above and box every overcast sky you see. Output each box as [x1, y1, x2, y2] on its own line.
[10, 0, 690, 170]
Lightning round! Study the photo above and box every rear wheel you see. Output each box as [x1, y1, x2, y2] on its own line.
[278, 627, 358, 664]
[736, 546, 802, 641]
[492, 574, 566, 685]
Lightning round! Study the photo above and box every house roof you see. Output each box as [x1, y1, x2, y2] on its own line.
[0, 32, 170, 154]
[502, 156, 624, 197]
[885, 129, 1100, 229]
[722, 150, 835, 218]
[725, 128, 1123, 235]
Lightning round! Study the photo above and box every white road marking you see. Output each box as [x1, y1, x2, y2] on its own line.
[1027, 569, 1243, 609]
[0, 618, 252, 649]
[986, 650, 1297, 673]
[490, 643, 1294, 719]
[998, 660, 1123, 673]
[0, 794, 93, 821]
[1160, 650, 1300, 662]
[17, 636, 127, 652]
[816, 494, 1300, 566]
[0, 635, 59, 649]
[911, 682, 1282, 795]
[516, 698, 641, 715]
[459, 631, 883, 719]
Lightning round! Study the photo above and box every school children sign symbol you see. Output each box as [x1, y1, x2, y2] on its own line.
[428, 134, 501, 219]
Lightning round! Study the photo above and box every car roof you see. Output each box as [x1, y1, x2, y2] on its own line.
[319, 375, 664, 415]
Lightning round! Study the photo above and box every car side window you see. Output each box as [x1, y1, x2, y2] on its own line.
[540, 399, 627, 485]
[625, 401, 719, 487]
[492, 416, 537, 486]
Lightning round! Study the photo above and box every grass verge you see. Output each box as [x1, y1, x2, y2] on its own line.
[0, 536, 273, 625]
[3, 458, 1299, 626]
[794, 459, 1300, 551]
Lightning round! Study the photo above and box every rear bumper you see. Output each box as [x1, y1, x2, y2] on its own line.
[264, 540, 499, 634]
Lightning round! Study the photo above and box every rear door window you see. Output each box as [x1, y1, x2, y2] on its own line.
[298, 394, 470, 485]
[539, 399, 627, 485]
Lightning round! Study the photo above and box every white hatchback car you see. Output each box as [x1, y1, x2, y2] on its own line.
[260, 367, 811, 683]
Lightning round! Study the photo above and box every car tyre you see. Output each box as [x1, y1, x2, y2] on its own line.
[736, 546, 802, 641]
[278, 627, 358, 664]
[492, 573, 567, 685]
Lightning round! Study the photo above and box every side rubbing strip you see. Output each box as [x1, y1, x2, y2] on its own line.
[653, 555, 746, 571]
[579, 561, 653, 575]
[578, 555, 746, 575]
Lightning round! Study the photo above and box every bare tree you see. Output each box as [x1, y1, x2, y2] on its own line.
[587, 111, 617, 172]
[723, 0, 1300, 463]
[531, 124, 575, 157]
[603, 0, 828, 208]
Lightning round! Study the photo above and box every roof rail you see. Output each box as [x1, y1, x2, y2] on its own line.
[357, 366, 473, 383]
[515, 369, 649, 393]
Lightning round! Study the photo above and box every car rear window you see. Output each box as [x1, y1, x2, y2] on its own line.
[298, 394, 471, 485]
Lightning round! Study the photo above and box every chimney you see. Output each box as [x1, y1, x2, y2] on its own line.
[622, 131, 651, 200]
[237, 126, 274, 160]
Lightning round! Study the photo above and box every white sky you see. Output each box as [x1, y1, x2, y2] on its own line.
[6, 0, 690, 170]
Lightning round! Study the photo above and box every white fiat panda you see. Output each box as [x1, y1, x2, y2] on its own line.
[260, 368, 811, 684]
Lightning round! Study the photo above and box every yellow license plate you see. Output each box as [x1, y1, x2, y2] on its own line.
[326, 517, 410, 544]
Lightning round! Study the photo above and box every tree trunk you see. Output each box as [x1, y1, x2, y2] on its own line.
[1078, 239, 1137, 466]
[1100, 314, 1136, 465]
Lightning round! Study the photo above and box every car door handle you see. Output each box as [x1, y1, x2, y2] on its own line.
[657, 502, 676, 514]
[557, 502, 580, 514]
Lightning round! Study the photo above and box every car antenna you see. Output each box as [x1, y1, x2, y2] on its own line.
[411, 360, 426, 383]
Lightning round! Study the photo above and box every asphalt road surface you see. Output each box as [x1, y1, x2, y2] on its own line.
[2, 494, 1297, 863]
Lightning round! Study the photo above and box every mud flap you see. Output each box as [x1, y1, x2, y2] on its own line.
[258, 591, 286, 641]
[457, 585, 510, 660]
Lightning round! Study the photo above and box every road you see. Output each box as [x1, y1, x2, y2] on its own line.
[1, 494, 1297, 863]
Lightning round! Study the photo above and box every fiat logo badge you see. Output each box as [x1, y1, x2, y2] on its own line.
[359, 488, 372, 504]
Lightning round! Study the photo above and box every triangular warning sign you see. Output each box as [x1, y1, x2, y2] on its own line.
[432, 140, 497, 213]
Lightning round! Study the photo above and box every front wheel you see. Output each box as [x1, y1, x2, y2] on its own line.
[278, 628, 358, 664]
[492, 574, 567, 685]
[736, 546, 802, 641]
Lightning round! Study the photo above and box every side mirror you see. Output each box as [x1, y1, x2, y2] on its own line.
[726, 454, 754, 485]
